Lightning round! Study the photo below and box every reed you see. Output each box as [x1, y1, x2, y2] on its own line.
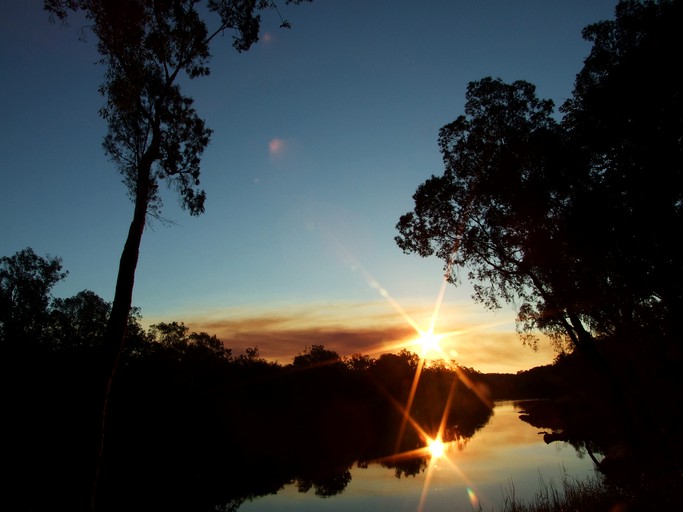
[495, 470, 627, 512]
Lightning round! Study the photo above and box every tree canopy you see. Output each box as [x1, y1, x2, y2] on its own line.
[396, 0, 683, 358]
[43, 1, 313, 363]
[0, 247, 67, 346]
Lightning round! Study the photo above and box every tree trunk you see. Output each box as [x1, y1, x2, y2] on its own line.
[91, 155, 153, 511]
[565, 310, 641, 467]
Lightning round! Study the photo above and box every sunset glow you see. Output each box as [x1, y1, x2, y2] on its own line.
[373, 271, 484, 512]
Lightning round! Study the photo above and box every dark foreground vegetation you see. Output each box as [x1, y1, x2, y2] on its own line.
[2, 248, 496, 511]
[497, 472, 631, 512]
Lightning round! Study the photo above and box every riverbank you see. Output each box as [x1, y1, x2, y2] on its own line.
[499, 470, 682, 512]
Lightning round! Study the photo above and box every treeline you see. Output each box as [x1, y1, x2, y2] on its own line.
[1, 248, 494, 512]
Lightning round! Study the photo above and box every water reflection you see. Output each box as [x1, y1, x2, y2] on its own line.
[8, 344, 600, 512]
[238, 401, 595, 512]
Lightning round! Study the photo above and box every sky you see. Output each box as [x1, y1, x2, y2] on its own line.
[0, 0, 618, 372]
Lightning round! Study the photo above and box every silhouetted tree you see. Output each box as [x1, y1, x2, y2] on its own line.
[396, 76, 589, 352]
[45, 0, 311, 385]
[560, 0, 683, 351]
[148, 320, 231, 361]
[292, 344, 342, 368]
[396, 0, 682, 361]
[0, 247, 67, 347]
[344, 352, 374, 371]
[396, 0, 683, 481]
[44, 2, 312, 507]
[49, 290, 111, 351]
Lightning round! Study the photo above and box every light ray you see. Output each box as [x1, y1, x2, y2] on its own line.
[394, 355, 426, 453]
[322, 229, 490, 510]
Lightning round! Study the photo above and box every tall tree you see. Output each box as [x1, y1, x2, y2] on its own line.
[396, 0, 683, 359]
[44, 1, 311, 508]
[395, 77, 591, 352]
[396, 0, 683, 473]
[45, 0, 310, 389]
[560, 0, 683, 348]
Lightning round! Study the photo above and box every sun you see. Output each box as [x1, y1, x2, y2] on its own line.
[427, 437, 446, 459]
[418, 329, 440, 351]
[415, 328, 445, 358]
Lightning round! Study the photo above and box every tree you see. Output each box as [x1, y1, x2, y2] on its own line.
[0, 247, 67, 346]
[395, 0, 683, 475]
[43, 1, 312, 508]
[560, 0, 683, 349]
[344, 352, 374, 372]
[396, 0, 683, 360]
[395, 77, 589, 352]
[45, 0, 311, 382]
[49, 289, 111, 350]
[292, 344, 342, 368]
[148, 320, 231, 361]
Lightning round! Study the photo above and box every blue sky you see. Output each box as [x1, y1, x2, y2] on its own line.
[0, 0, 618, 371]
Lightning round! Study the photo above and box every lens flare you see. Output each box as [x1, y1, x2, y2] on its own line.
[268, 137, 284, 155]
[322, 234, 491, 512]
[467, 487, 479, 508]
[428, 438, 445, 459]
[416, 329, 442, 356]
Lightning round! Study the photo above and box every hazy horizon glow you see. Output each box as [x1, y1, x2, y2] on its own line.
[168, 298, 557, 373]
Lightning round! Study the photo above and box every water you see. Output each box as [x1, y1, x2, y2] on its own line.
[238, 400, 596, 511]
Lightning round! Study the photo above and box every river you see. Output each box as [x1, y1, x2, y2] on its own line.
[238, 400, 597, 511]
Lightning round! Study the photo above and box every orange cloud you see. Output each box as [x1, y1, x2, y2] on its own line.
[176, 301, 557, 373]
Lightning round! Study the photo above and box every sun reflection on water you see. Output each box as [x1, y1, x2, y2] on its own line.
[362, 270, 493, 512]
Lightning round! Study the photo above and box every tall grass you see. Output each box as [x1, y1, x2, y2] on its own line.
[495, 470, 629, 512]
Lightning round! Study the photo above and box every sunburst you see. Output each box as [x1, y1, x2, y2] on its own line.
[328, 235, 490, 509]
[427, 436, 446, 459]
[361, 271, 492, 511]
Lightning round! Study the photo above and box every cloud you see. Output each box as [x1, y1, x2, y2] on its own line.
[179, 301, 556, 373]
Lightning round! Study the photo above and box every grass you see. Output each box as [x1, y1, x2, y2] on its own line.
[491, 470, 630, 512]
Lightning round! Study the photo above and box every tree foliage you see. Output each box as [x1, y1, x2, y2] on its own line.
[292, 344, 342, 368]
[148, 320, 232, 360]
[561, 0, 683, 345]
[43, 0, 312, 372]
[45, 0, 310, 216]
[50, 290, 111, 350]
[42, 6, 312, 498]
[0, 247, 67, 345]
[396, 0, 683, 357]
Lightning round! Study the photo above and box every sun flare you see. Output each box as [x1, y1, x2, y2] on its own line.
[427, 438, 445, 459]
[416, 329, 441, 355]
